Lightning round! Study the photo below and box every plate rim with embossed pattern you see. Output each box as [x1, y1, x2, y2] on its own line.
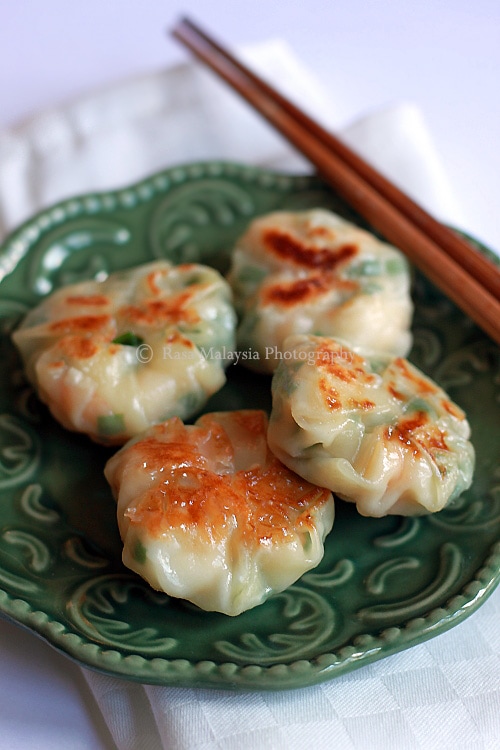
[0, 160, 498, 691]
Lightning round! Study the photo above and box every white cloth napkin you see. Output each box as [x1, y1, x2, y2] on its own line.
[0, 40, 464, 238]
[0, 40, 498, 750]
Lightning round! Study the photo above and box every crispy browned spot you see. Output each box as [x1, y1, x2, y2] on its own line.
[227, 410, 268, 437]
[263, 276, 328, 305]
[394, 358, 438, 395]
[146, 269, 168, 295]
[262, 274, 357, 307]
[124, 416, 330, 543]
[130, 435, 209, 473]
[319, 377, 342, 410]
[232, 457, 330, 542]
[441, 398, 465, 420]
[164, 331, 195, 348]
[138, 418, 234, 476]
[132, 458, 329, 543]
[388, 382, 406, 401]
[49, 314, 112, 335]
[348, 398, 376, 410]
[315, 342, 376, 385]
[308, 225, 334, 239]
[66, 295, 109, 306]
[120, 291, 200, 327]
[386, 411, 449, 464]
[57, 336, 98, 359]
[263, 229, 358, 270]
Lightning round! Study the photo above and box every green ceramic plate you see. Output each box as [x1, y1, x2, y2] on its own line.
[0, 162, 498, 691]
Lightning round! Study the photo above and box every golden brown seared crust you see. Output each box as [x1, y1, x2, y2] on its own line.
[119, 289, 202, 328]
[65, 294, 110, 306]
[262, 228, 359, 270]
[315, 343, 459, 466]
[268, 333, 474, 517]
[121, 412, 332, 544]
[12, 261, 237, 444]
[48, 313, 113, 335]
[227, 210, 414, 374]
[106, 407, 335, 616]
[261, 274, 358, 308]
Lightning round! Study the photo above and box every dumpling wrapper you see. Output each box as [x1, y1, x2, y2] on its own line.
[105, 410, 335, 616]
[227, 209, 413, 373]
[268, 335, 475, 517]
[12, 261, 236, 444]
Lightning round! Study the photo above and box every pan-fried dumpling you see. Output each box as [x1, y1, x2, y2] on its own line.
[12, 261, 236, 444]
[104, 410, 335, 616]
[227, 209, 413, 373]
[267, 335, 474, 517]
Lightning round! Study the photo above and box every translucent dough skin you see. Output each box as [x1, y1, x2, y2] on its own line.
[268, 335, 475, 517]
[12, 261, 236, 444]
[227, 209, 413, 373]
[104, 410, 334, 616]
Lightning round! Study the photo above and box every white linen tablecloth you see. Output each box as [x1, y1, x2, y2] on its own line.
[0, 40, 498, 750]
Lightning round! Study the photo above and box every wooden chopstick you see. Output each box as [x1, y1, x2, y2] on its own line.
[171, 17, 500, 346]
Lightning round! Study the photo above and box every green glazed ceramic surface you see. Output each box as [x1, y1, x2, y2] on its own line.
[0, 162, 498, 690]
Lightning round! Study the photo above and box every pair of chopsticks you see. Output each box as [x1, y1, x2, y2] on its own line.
[171, 17, 500, 346]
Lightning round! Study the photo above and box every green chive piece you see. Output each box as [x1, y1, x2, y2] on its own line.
[133, 539, 147, 564]
[112, 332, 144, 347]
[97, 413, 126, 436]
[386, 257, 406, 275]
